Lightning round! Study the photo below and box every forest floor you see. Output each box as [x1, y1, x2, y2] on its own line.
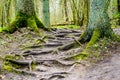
[0, 28, 120, 80]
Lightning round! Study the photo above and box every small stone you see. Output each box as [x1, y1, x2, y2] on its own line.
[36, 66, 47, 72]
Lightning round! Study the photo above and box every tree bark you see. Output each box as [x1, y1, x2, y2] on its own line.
[42, 0, 50, 28]
[118, 0, 120, 25]
[3, 0, 48, 33]
[79, 0, 113, 43]
[64, 0, 69, 22]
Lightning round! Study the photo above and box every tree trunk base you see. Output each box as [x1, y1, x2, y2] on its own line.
[65, 28, 120, 60]
[2, 12, 49, 33]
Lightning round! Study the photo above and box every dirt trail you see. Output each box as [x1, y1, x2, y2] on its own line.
[0, 28, 120, 80]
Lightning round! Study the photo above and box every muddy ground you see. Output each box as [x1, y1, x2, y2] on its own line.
[0, 28, 120, 80]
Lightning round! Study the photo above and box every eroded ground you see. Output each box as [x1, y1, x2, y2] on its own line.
[0, 28, 120, 80]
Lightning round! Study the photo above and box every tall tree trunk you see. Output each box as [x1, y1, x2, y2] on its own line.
[70, 0, 77, 25]
[3, 0, 48, 33]
[118, 0, 120, 25]
[70, 0, 89, 26]
[79, 0, 113, 44]
[83, 0, 89, 26]
[64, 0, 69, 22]
[42, 0, 50, 28]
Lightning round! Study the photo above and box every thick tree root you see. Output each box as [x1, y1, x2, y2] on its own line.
[40, 71, 69, 80]
[23, 50, 54, 56]
[5, 59, 32, 66]
[6, 58, 75, 67]
[36, 59, 75, 66]
[58, 41, 80, 51]
[67, 28, 101, 60]
[25, 43, 64, 49]
[12, 68, 37, 76]
[54, 33, 67, 37]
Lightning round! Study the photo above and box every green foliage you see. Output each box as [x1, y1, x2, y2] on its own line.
[54, 25, 80, 30]
[0, 27, 2, 32]
[114, 12, 120, 19]
[73, 37, 113, 62]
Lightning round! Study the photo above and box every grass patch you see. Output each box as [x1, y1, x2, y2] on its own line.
[53, 25, 81, 30]
[86, 37, 115, 63]
[72, 37, 115, 63]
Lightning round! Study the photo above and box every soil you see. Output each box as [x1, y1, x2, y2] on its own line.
[0, 28, 120, 80]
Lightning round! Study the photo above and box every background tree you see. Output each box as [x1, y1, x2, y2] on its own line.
[64, 0, 69, 22]
[70, 0, 89, 26]
[42, 0, 50, 27]
[79, 0, 112, 43]
[2, 0, 48, 33]
[60, 0, 120, 59]
[0, 0, 13, 27]
[118, 0, 120, 25]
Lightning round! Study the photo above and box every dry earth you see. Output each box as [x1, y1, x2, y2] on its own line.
[0, 28, 120, 80]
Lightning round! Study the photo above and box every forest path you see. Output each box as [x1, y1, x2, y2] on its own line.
[0, 28, 120, 80]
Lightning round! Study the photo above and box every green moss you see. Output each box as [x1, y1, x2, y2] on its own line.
[73, 52, 88, 60]
[86, 28, 101, 49]
[3, 64, 13, 72]
[35, 16, 49, 31]
[2, 12, 48, 33]
[31, 61, 36, 70]
[110, 33, 120, 42]
[0, 27, 2, 32]
[72, 28, 101, 60]
[27, 16, 39, 33]
[53, 25, 80, 30]
[2, 12, 28, 33]
[2, 54, 22, 72]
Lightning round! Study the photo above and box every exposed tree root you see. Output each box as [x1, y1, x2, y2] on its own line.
[40, 72, 68, 80]
[23, 50, 54, 56]
[67, 28, 120, 60]
[35, 59, 75, 66]
[25, 43, 64, 49]
[56, 30, 73, 33]
[5, 58, 75, 68]
[54, 33, 67, 37]
[12, 68, 37, 76]
[58, 41, 80, 51]
[56, 37, 73, 41]
[48, 39, 63, 43]
[6, 59, 31, 66]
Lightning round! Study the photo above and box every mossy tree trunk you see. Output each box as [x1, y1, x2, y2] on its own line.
[3, 0, 48, 33]
[118, 0, 120, 25]
[59, 0, 115, 51]
[79, 0, 113, 44]
[67, 0, 120, 60]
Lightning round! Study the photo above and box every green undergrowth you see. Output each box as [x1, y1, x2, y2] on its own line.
[53, 25, 83, 30]
[0, 27, 2, 32]
[111, 25, 120, 28]
[73, 37, 115, 63]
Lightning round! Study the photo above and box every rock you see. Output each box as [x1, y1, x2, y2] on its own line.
[36, 66, 47, 72]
